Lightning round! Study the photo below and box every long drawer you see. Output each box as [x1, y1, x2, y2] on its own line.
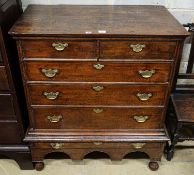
[21, 40, 98, 59]
[100, 40, 177, 60]
[32, 107, 164, 129]
[25, 61, 172, 83]
[28, 84, 167, 106]
[33, 142, 162, 150]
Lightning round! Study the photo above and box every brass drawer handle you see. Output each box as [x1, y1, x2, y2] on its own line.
[93, 142, 103, 145]
[41, 68, 59, 78]
[130, 44, 146, 53]
[132, 143, 146, 149]
[92, 85, 104, 92]
[47, 115, 63, 123]
[93, 63, 104, 70]
[133, 115, 149, 123]
[137, 92, 152, 101]
[138, 70, 155, 79]
[50, 143, 64, 150]
[52, 42, 68, 51]
[43, 92, 59, 100]
[93, 108, 103, 114]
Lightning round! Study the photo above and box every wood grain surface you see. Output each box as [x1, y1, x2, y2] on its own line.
[9, 5, 188, 37]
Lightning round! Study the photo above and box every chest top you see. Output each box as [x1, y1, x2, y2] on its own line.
[9, 5, 188, 38]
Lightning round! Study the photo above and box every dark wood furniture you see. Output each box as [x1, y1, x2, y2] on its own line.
[9, 5, 188, 171]
[0, 0, 33, 169]
[166, 23, 194, 161]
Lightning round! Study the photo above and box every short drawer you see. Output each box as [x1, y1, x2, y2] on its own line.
[32, 107, 164, 129]
[100, 41, 177, 60]
[0, 66, 9, 90]
[0, 94, 15, 119]
[0, 121, 21, 144]
[25, 61, 171, 83]
[28, 84, 167, 106]
[21, 40, 97, 59]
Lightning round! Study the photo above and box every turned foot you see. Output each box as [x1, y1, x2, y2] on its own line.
[149, 161, 159, 171]
[35, 162, 45, 171]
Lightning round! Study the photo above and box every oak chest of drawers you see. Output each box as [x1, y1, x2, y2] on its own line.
[9, 5, 188, 171]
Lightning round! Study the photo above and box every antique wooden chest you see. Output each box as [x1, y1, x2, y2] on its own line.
[9, 5, 188, 171]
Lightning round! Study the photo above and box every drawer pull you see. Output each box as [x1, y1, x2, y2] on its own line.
[92, 85, 104, 92]
[130, 44, 145, 53]
[137, 92, 152, 101]
[41, 68, 59, 78]
[52, 42, 68, 51]
[93, 63, 104, 70]
[132, 143, 146, 149]
[50, 143, 64, 150]
[93, 142, 103, 145]
[133, 115, 149, 123]
[138, 70, 155, 79]
[47, 115, 63, 123]
[93, 108, 103, 114]
[43, 92, 59, 100]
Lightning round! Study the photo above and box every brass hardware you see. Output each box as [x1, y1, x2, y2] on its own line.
[137, 92, 152, 101]
[93, 142, 103, 145]
[138, 70, 155, 79]
[41, 68, 59, 78]
[93, 63, 104, 70]
[130, 44, 146, 53]
[93, 108, 103, 114]
[133, 115, 150, 123]
[132, 143, 146, 149]
[43, 92, 59, 100]
[92, 85, 104, 92]
[52, 42, 68, 51]
[50, 143, 64, 150]
[47, 115, 63, 123]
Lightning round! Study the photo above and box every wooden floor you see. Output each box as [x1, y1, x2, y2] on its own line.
[0, 141, 194, 175]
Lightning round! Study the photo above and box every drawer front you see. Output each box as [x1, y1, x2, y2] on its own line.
[100, 41, 176, 60]
[33, 142, 161, 149]
[25, 61, 171, 83]
[0, 121, 21, 144]
[0, 94, 15, 119]
[21, 40, 97, 59]
[28, 84, 167, 106]
[0, 66, 9, 90]
[32, 107, 164, 129]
